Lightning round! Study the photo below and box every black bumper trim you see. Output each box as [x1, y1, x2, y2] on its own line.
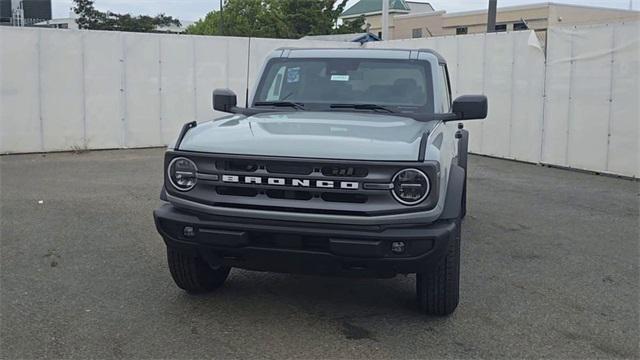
[154, 204, 455, 276]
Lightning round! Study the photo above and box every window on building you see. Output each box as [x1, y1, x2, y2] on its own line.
[495, 24, 507, 32]
[513, 22, 528, 31]
[378, 31, 382, 39]
[456, 27, 468, 35]
[412, 28, 423, 38]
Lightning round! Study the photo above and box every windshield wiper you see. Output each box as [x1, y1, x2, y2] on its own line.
[254, 101, 305, 110]
[330, 103, 395, 113]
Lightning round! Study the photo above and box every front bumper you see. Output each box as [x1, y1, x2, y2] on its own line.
[154, 204, 456, 277]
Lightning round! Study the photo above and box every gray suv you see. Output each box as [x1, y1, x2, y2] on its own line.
[153, 48, 487, 316]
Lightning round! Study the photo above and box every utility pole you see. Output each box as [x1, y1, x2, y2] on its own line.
[381, 0, 389, 40]
[219, 0, 224, 35]
[487, 0, 497, 33]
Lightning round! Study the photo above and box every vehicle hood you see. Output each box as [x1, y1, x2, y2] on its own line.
[178, 111, 437, 161]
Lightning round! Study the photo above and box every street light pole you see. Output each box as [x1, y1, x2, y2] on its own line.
[487, 0, 497, 33]
[381, 0, 389, 40]
[219, 0, 224, 35]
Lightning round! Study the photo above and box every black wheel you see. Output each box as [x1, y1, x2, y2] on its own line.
[416, 219, 461, 316]
[167, 247, 230, 293]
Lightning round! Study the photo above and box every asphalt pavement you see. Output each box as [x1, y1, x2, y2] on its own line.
[1, 148, 638, 359]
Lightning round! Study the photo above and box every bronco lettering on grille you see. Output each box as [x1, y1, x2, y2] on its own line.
[222, 174, 359, 190]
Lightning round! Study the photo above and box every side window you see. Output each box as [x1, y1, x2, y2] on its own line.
[439, 65, 452, 112]
[266, 66, 286, 101]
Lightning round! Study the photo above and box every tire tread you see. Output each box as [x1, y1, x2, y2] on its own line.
[417, 220, 460, 316]
[167, 248, 229, 293]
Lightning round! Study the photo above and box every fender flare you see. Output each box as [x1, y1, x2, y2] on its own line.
[440, 161, 465, 220]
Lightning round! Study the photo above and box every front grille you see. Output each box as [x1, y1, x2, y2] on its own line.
[265, 189, 313, 201]
[167, 152, 439, 217]
[266, 162, 313, 175]
[216, 186, 257, 197]
[321, 166, 368, 177]
[209, 159, 372, 205]
[217, 160, 258, 172]
[321, 192, 367, 203]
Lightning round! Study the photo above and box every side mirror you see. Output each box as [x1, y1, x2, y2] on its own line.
[451, 95, 488, 120]
[212, 88, 237, 113]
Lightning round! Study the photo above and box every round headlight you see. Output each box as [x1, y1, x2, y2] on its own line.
[168, 157, 198, 191]
[391, 168, 430, 205]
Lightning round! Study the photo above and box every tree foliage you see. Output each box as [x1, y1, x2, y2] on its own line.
[73, 0, 181, 32]
[186, 0, 365, 38]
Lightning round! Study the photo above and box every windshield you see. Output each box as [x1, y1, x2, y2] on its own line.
[253, 58, 433, 113]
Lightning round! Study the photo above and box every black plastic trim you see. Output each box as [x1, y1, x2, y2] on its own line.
[154, 204, 456, 276]
[174, 121, 197, 150]
[418, 131, 429, 161]
[457, 129, 469, 170]
[440, 161, 465, 220]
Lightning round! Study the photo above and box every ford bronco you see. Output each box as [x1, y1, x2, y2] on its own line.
[153, 48, 487, 316]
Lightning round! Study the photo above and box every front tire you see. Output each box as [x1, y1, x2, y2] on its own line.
[416, 219, 461, 316]
[167, 248, 230, 293]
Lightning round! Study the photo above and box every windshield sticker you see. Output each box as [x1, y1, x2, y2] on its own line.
[331, 74, 350, 82]
[286, 67, 300, 83]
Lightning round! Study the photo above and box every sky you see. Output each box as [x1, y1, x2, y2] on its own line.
[53, 0, 638, 21]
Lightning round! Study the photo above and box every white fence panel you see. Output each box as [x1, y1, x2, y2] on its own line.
[160, 35, 196, 145]
[608, 21, 639, 177]
[83, 31, 122, 149]
[510, 32, 545, 163]
[541, 28, 573, 168]
[123, 33, 162, 148]
[0, 28, 40, 153]
[481, 32, 516, 158]
[543, 22, 639, 177]
[40, 30, 85, 151]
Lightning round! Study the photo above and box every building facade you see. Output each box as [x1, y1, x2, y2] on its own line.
[0, 0, 51, 25]
[340, 0, 434, 40]
[393, 3, 639, 47]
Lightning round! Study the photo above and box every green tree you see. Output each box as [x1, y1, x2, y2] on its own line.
[186, 0, 365, 38]
[73, 0, 181, 32]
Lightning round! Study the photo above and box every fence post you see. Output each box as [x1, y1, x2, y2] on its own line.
[80, 31, 87, 149]
[119, 33, 128, 148]
[192, 36, 198, 123]
[158, 36, 164, 146]
[564, 30, 576, 167]
[37, 29, 44, 152]
[605, 24, 617, 172]
[507, 32, 517, 158]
